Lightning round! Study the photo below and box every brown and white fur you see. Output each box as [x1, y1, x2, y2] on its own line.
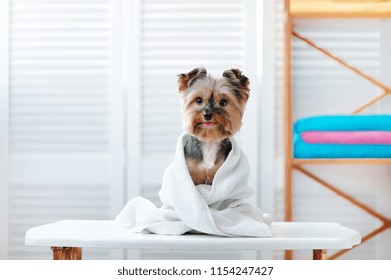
[177, 67, 250, 185]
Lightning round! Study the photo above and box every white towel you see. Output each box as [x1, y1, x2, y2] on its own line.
[115, 133, 272, 237]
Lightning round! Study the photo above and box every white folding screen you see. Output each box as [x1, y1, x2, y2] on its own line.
[0, 0, 10, 261]
[1, 0, 263, 260]
[1, 0, 124, 259]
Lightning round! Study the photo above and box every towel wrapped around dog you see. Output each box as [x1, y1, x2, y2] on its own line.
[115, 133, 272, 237]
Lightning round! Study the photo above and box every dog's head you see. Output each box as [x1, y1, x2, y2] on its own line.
[177, 67, 250, 142]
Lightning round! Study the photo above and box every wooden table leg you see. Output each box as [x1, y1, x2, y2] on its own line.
[285, 250, 293, 260]
[313, 249, 327, 260]
[51, 247, 82, 260]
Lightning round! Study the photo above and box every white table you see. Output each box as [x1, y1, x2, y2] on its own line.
[25, 220, 361, 260]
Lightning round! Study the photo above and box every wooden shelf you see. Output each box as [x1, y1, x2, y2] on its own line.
[284, 0, 391, 260]
[291, 0, 391, 19]
[293, 158, 391, 165]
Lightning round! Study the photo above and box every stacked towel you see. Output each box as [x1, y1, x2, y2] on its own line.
[115, 133, 272, 237]
[293, 115, 391, 158]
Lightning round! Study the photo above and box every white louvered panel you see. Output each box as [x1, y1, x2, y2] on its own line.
[274, 0, 285, 167]
[136, 0, 256, 260]
[10, 0, 111, 154]
[9, 184, 110, 260]
[378, 165, 391, 259]
[141, 0, 247, 157]
[273, 0, 286, 260]
[10, 95, 109, 153]
[7, 0, 118, 260]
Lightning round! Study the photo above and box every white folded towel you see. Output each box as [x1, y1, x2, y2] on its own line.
[115, 133, 272, 237]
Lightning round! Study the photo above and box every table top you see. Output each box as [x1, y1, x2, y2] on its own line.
[25, 220, 361, 250]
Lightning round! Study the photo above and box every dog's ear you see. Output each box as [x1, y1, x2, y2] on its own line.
[177, 67, 207, 93]
[222, 68, 250, 101]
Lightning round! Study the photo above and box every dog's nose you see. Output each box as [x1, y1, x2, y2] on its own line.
[203, 113, 213, 121]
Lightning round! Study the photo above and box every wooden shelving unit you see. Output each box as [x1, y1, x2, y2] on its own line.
[284, 0, 391, 260]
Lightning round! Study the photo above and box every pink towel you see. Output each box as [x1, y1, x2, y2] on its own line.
[301, 131, 391, 145]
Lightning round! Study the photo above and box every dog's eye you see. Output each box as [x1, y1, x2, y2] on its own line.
[196, 97, 203, 104]
[219, 99, 228, 107]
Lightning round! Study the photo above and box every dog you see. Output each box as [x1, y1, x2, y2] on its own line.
[177, 67, 250, 185]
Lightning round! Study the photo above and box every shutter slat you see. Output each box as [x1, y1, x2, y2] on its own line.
[10, 0, 111, 154]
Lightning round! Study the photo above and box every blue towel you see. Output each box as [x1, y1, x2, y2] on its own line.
[294, 136, 391, 158]
[294, 115, 391, 133]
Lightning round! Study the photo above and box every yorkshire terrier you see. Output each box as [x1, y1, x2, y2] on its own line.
[177, 67, 250, 185]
